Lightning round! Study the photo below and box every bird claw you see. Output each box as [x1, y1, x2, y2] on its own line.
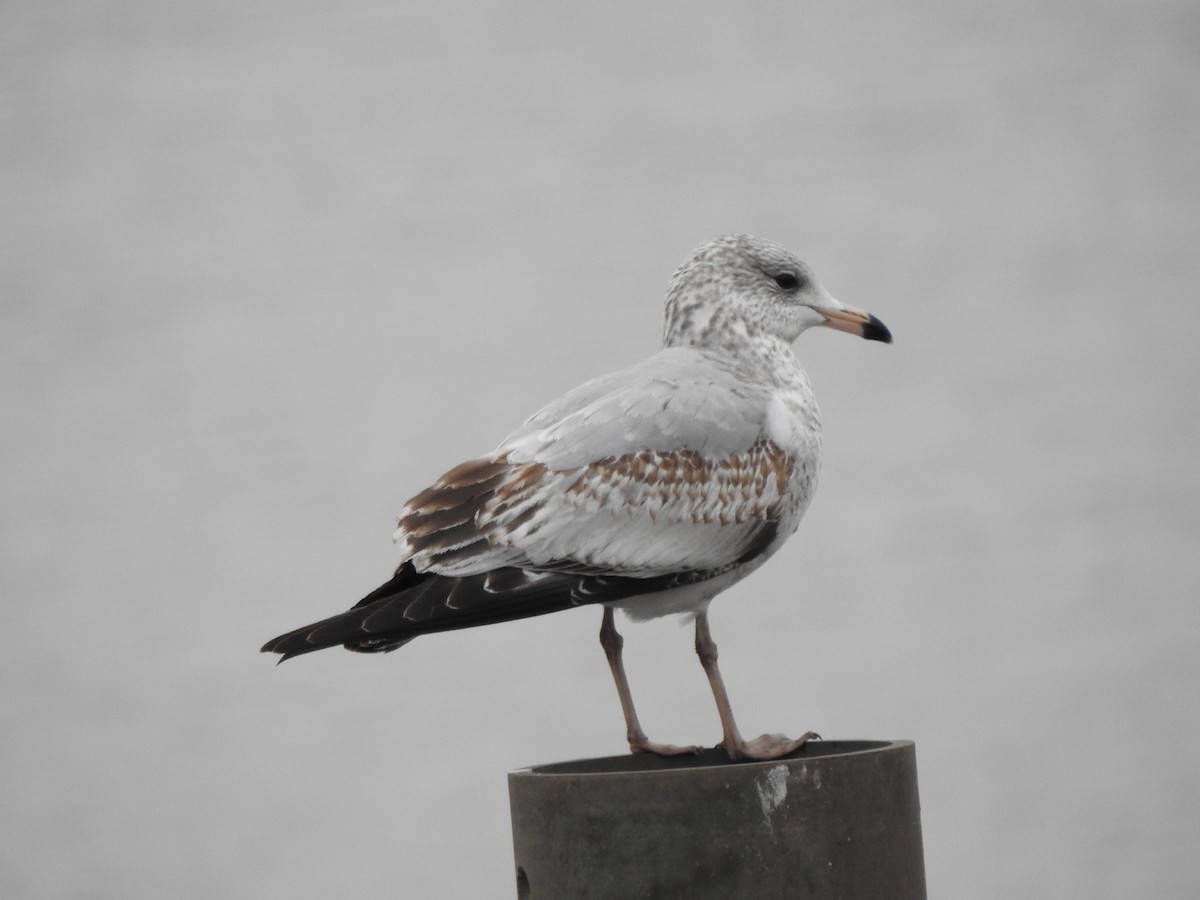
[720, 730, 819, 762]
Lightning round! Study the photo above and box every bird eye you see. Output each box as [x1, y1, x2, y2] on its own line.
[774, 272, 803, 290]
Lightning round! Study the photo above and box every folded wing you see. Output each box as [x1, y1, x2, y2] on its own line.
[397, 347, 797, 578]
[262, 348, 808, 659]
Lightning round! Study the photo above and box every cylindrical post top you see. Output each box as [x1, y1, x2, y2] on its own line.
[509, 739, 926, 900]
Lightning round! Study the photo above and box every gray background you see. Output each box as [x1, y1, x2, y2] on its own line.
[4, 1, 1198, 897]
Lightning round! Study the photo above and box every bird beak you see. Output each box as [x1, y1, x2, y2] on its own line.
[816, 301, 893, 344]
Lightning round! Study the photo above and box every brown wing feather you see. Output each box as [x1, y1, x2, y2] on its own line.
[395, 438, 795, 576]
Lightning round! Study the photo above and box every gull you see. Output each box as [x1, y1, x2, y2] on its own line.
[262, 234, 891, 761]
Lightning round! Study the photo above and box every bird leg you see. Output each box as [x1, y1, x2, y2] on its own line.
[600, 607, 698, 756]
[694, 610, 817, 762]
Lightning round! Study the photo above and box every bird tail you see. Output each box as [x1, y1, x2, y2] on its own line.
[260, 558, 749, 662]
[259, 563, 592, 662]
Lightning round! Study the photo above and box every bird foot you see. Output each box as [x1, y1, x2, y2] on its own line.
[628, 736, 700, 756]
[721, 730, 820, 762]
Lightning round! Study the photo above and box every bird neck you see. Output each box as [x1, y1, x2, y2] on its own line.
[663, 309, 753, 355]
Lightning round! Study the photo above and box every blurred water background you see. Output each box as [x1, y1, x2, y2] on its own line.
[3, 1, 1199, 897]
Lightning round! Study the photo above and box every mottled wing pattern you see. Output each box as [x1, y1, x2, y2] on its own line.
[262, 349, 805, 659]
[397, 438, 795, 577]
[396, 348, 797, 578]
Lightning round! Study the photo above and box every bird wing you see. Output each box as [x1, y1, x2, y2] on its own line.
[395, 347, 804, 580]
[260, 559, 752, 660]
[501, 347, 769, 466]
[263, 349, 811, 659]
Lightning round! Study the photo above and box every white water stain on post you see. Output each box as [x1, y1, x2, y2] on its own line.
[755, 764, 790, 832]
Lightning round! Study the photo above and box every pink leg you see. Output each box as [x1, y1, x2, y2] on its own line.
[694, 610, 816, 762]
[600, 607, 697, 756]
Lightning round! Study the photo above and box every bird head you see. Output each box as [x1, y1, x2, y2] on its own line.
[663, 234, 891, 351]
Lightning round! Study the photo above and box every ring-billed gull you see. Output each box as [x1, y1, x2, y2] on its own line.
[262, 234, 891, 761]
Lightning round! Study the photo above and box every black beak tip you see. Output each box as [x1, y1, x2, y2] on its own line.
[863, 314, 892, 344]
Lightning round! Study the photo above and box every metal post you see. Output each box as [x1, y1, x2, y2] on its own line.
[508, 740, 926, 899]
